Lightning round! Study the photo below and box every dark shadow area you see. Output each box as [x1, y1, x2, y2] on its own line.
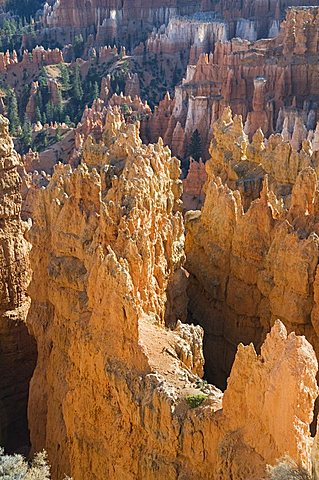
[186, 275, 265, 392]
[311, 390, 319, 437]
[0, 316, 37, 454]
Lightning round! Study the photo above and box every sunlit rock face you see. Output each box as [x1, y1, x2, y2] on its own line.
[0, 115, 36, 452]
[25, 108, 318, 480]
[185, 108, 319, 390]
[42, 0, 203, 46]
[42, 0, 318, 49]
[162, 7, 319, 160]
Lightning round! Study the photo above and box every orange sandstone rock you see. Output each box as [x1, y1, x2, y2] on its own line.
[25, 109, 318, 479]
[163, 7, 319, 159]
[185, 159, 319, 393]
[183, 158, 207, 210]
[0, 115, 36, 451]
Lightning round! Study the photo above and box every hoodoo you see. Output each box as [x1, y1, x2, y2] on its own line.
[25, 110, 319, 479]
[0, 0, 319, 479]
[0, 115, 36, 452]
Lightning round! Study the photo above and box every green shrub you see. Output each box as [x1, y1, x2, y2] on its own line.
[185, 393, 207, 409]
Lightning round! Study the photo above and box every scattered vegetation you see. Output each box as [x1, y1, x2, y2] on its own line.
[5, 0, 44, 19]
[194, 378, 208, 391]
[0, 448, 50, 479]
[267, 456, 312, 480]
[0, 448, 72, 479]
[0, 18, 37, 52]
[110, 60, 130, 94]
[185, 393, 208, 408]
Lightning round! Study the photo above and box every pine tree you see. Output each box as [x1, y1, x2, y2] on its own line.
[59, 63, 71, 94]
[36, 90, 43, 111]
[38, 68, 48, 88]
[7, 89, 21, 136]
[73, 34, 84, 58]
[92, 81, 99, 101]
[72, 65, 83, 103]
[64, 115, 72, 127]
[55, 126, 62, 142]
[46, 102, 54, 123]
[43, 133, 49, 149]
[55, 89, 64, 121]
[189, 129, 202, 161]
[35, 106, 42, 123]
[5, 0, 43, 19]
[22, 114, 32, 150]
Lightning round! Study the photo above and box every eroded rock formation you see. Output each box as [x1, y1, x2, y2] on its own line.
[206, 107, 319, 210]
[185, 135, 319, 392]
[0, 115, 36, 452]
[163, 7, 319, 159]
[25, 108, 319, 479]
[42, 0, 317, 49]
[0, 47, 64, 74]
[42, 0, 203, 48]
[182, 158, 207, 211]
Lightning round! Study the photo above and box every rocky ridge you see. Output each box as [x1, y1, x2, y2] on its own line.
[206, 107, 319, 210]
[41, 0, 317, 48]
[25, 107, 319, 479]
[0, 115, 36, 452]
[163, 7, 319, 159]
[1, 1, 319, 478]
[185, 111, 319, 389]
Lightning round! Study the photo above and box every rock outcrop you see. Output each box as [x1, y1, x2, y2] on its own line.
[185, 147, 319, 392]
[182, 158, 207, 210]
[206, 107, 319, 210]
[42, 0, 317, 49]
[0, 115, 36, 452]
[144, 14, 227, 65]
[25, 108, 318, 479]
[42, 0, 202, 48]
[0, 47, 64, 74]
[162, 7, 319, 159]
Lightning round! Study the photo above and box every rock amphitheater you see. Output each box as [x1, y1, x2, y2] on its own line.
[1, 1, 319, 479]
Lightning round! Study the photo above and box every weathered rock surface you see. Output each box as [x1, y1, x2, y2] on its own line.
[0, 115, 36, 452]
[163, 7, 319, 159]
[144, 14, 227, 65]
[25, 109, 318, 479]
[0, 47, 63, 74]
[185, 136, 319, 392]
[42, 0, 202, 47]
[182, 158, 207, 211]
[206, 107, 319, 210]
[42, 0, 316, 49]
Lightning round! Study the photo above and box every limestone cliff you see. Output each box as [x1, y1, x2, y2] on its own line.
[0, 115, 36, 451]
[25, 109, 318, 479]
[42, 0, 202, 47]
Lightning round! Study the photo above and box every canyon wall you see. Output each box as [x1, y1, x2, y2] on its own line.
[142, 14, 227, 65]
[185, 108, 319, 389]
[206, 107, 319, 210]
[164, 6, 319, 160]
[42, 0, 203, 47]
[25, 108, 319, 479]
[0, 115, 36, 452]
[42, 0, 317, 47]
